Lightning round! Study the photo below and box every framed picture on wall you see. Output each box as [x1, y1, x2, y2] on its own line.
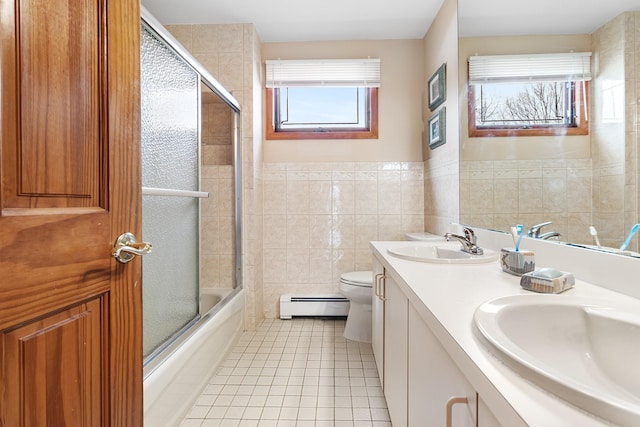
[428, 63, 446, 111]
[427, 107, 446, 150]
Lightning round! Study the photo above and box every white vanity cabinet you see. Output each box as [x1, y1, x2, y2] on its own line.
[371, 256, 503, 427]
[408, 304, 476, 426]
[478, 397, 502, 427]
[383, 274, 408, 426]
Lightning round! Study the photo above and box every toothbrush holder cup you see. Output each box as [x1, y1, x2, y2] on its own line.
[500, 248, 535, 276]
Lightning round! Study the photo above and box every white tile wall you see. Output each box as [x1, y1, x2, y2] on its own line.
[262, 162, 424, 318]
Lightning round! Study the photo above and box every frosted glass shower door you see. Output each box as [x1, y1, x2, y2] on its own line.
[141, 27, 200, 358]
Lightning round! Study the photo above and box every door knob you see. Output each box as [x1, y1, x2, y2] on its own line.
[112, 232, 152, 264]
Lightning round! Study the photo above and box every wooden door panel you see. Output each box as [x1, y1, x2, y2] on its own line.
[0, 213, 110, 330]
[2, 297, 105, 426]
[3, 0, 104, 208]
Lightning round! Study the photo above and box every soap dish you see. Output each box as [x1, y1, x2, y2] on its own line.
[520, 268, 575, 294]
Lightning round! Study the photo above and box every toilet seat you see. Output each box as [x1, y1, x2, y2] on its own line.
[340, 271, 373, 287]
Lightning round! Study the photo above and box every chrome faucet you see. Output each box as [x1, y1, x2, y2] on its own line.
[527, 221, 553, 238]
[444, 227, 484, 255]
[462, 226, 477, 245]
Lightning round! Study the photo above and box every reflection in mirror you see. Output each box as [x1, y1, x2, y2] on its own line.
[458, 2, 640, 255]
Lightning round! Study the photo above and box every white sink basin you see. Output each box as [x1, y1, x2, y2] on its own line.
[474, 294, 640, 426]
[387, 244, 497, 264]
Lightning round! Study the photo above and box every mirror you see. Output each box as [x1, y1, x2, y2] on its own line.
[457, 1, 640, 255]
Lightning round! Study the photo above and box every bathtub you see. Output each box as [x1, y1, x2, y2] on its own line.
[143, 288, 244, 426]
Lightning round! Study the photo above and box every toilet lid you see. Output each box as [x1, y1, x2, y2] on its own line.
[340, 271, 373, 287]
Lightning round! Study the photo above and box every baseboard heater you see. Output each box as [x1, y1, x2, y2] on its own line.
[279, 294, 350, 319]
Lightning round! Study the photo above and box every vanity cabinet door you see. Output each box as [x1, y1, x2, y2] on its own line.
[384, 275, 409, 427]
[372, 259, 385, 387]
[408, 304, 476, 427]
[478, 396, 503, 427]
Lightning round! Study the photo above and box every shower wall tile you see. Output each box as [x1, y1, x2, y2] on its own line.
[262, 162, 424, 318]
[218, 53, 244, 91]
[191, 25, 218, 54]
[164, 25, 193, 51]
[201, 216, 220, 255]
[218, 216, 235, 254]
[203, 145, 232, 165]
[218, 24, 243, 53]
[201, 255, 221, 288]
[168, 23, 265, 328]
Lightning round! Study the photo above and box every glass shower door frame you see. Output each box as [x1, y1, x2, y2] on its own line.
[141, 7, 243, 375]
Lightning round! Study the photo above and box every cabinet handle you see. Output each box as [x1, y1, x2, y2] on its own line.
[445, 396, 469, 427]
[375, 273, 387, 301]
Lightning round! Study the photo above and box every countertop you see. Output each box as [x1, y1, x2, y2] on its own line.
[370, 240, 636, 426]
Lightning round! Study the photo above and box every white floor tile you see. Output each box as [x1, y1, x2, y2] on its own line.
[180, 319, 390, 425]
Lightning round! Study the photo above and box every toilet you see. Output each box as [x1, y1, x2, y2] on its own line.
[339, 270, 373, 343]
[339, 233, 441, 343]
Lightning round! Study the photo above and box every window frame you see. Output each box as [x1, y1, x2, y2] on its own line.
[265, 87, 379, 140]
[468, 80, 589, 138]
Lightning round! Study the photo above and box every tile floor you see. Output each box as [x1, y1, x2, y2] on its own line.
[180, 318, 391, 427]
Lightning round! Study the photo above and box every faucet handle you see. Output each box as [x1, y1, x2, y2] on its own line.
[527, 221, 553, 238]
[462, 226, 477, 244]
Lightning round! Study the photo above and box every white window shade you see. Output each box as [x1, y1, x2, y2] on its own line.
[265, 58, 380, 88]
[468, 52, 592, 84]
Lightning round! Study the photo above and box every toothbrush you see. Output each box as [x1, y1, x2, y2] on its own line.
[510, 227, 518, 246]
[620, 224, 640, 251]
[515, 224, 524, 252]
[589, 226, 601, 247]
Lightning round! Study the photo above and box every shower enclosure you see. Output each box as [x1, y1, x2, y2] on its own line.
[140, 9, 242, 376]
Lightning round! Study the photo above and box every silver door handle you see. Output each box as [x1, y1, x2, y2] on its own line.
[112, 232, 153, 264]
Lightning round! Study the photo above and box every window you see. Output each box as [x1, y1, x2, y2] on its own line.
[468, 52, 591, 137]
[265, 59, 379, 140]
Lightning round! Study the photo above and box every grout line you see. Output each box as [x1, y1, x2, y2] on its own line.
[180, 318, 391, 427]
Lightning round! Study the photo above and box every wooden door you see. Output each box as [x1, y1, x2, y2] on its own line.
[0, 0, 142, 425]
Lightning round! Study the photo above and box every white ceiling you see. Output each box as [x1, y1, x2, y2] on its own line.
[141, 0, 640, 42]
[458, 0, 640, 37]
[141, 0, 444, 42]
